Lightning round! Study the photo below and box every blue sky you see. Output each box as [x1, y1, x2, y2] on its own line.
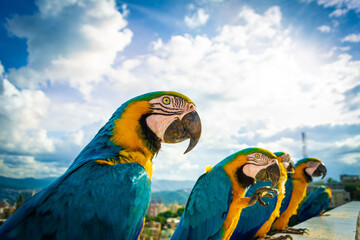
[0, 0, 359, 180]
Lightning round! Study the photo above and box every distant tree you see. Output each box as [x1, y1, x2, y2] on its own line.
[157, 210, 174, 219]
[145, 215, 154, 222]
[354, 190, 360, 200]
[15, 194, 23, 210]
[327, 177, 337, 183]
[155, 215, 166, 226]
[175, 207, 185, 217]
[344, 184, 360, 201]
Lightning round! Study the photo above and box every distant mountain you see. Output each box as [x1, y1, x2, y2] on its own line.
[151, 179, 195, 192]
[0, 176, 57, 204]
[151, 189, 192, 205]
[0, 176, 56, 190]
[0, 176, 195, 204]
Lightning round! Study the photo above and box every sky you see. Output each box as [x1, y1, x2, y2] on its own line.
[0, 0, 359, 181]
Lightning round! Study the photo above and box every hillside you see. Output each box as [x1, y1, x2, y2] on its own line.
[151, 189, 192, 205]
[151, 179, 195, 192]
[0, 176, 195, 204]
[0, 176, 56, 190]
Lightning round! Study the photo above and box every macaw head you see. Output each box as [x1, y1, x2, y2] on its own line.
[223, 148, 281, 188]
[110, 91, 201, 154]
[274, 152, 295, 173]
[325, 187, 332, 200]
[294, 158, 327, 183]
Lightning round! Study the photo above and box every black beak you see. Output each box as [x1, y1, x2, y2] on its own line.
[287, 161, 295, 173]
[312, 163, 327, 179]
[163, 111, 201, 154]
[255, 163, 280, 188]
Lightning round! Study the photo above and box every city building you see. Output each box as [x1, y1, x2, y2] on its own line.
[140, 221, 161, 240]
[160, 227, 174, 240]
[157, 204, 169, 215]
[2, 207, 15, 219]
[166, 217, 180, 230]
[330, 189, 351, 208]
[147, 199, 164, 217]
[150, 199, 164, 205]
[0, 200, 16, 221]
[307, 180, 327, 193]
[167, 203, 182, 214]
[340, 175, 360, 182]
[327, 181, 344, 190]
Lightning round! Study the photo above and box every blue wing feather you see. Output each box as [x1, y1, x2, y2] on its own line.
[172, 166, 232, 240]
[298, 187, 330, 222]
[0, 162, 150, 240]
[230, 181, 277, 240]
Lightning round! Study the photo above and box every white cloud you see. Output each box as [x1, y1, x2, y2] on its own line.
[329, 8, 349, 17]
[0, 79, 54, 155]
[6, 0, 132, 97]
[317, 25, 331, 33]
[0, 76, 109, 177]
[184, 8, 209, 28]
[152, 142, 202, 180]
[257, 137, 303, 159]
[0, 62, 4, 77]
[341, 33, 360, 42]
[324, 46, 350, 57]
[1, 4, 360, 180]
[321, 54, 360, 95]
[316, 0, 360, 16]
[105, 5, 360, 179]
[214, 6, 282, 48]
[317, 0, 360, 10]
[340, 152, 360, 165]
[0, 155, 67, 178]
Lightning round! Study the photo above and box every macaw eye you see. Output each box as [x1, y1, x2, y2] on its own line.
[255, 153, 260, 159]
[162, 97, 170, 105]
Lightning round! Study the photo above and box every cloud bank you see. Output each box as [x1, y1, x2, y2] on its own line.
[1, 2, 359, 180]
[184, 6, 209, 28]
[6, 0, 132, 97]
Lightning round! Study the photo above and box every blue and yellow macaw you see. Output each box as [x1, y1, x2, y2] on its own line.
[230, 152, 294, 240]
[297, 186, 331, 223]
[0, 91, 201, 240]
[171, 147, 280, 240]
[271, 158, 327, 234]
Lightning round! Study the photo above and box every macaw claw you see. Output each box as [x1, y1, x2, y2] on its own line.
[249, 186, 278, 207]
[280, 227, 309, 234]
[256, 234, 293, 240]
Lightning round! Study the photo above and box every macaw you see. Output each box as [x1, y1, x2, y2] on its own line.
[0, 91, 201, 240]
[230, 152, 294, 240]
[271, 158, 327, 234]
[297, 186, 331, 223]
[171, 147, 281, 240]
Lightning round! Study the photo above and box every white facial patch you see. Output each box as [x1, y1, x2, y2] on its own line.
[243, 156, 277, 179]
[146, 95, 196, 141]
[305, 161, 321, 176]
[281, 154, 290, 169]
[146, 114, 178, 141]
[282, 161, 290, 170]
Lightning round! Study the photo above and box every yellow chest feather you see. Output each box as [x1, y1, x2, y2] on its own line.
[221, 156, 249, 240]
[272, 176, 307, 230]
[97, 101, 154, 178]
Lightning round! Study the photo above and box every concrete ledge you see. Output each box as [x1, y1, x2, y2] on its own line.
[356, 210, 359, 240]
[273, 201, 360, 240]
